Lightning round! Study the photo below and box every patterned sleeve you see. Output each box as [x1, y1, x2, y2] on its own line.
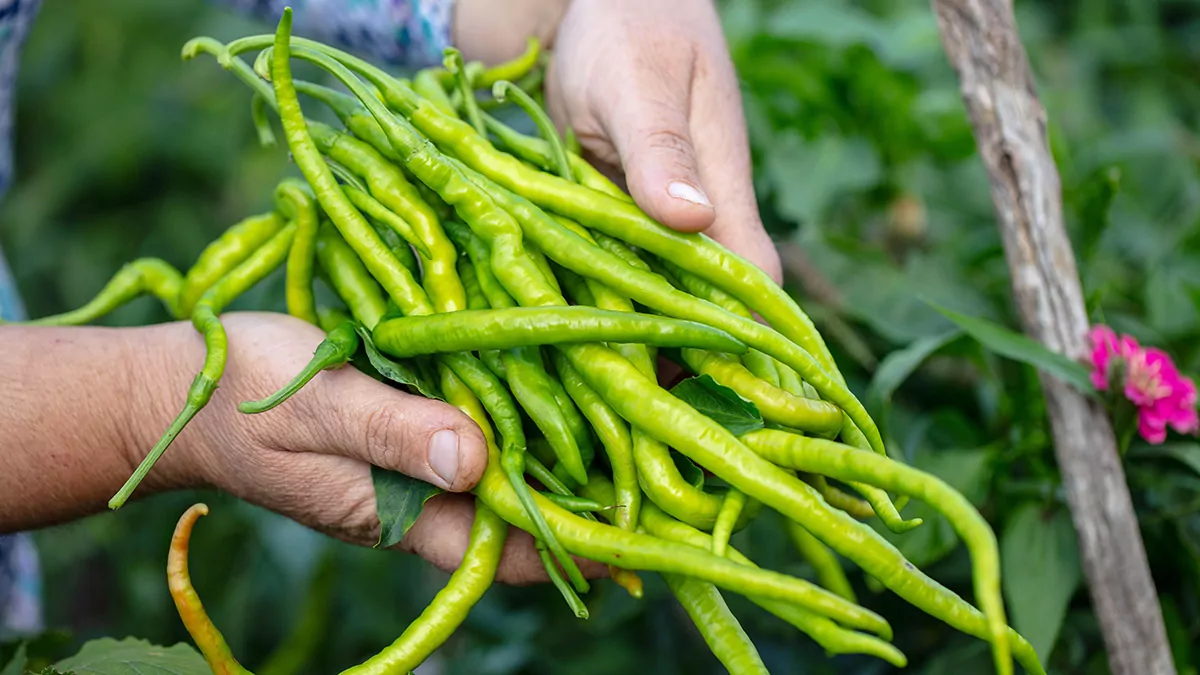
[215, 0, 457, 68]
[0, 248, 44, 640]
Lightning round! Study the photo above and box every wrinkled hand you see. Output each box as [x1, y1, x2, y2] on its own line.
[131, 313, 602, 584]
[545, 0, 782, 282]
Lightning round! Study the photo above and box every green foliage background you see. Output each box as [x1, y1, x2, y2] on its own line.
[5, 0, 1200, 673]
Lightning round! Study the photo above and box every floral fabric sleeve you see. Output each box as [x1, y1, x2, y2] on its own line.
[0, 0, 45, 641]
[0, 248, 44, 641]
[215, 0, 457, 68]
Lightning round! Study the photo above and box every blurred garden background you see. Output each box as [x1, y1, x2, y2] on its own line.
[4, 0, 1200, 673]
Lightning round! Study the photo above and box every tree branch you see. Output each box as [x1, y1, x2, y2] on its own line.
[930, 1, 1175, 673]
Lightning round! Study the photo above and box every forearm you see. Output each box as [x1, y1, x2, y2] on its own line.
[0, 325, 181, 531]
[452, 0, 567, 64]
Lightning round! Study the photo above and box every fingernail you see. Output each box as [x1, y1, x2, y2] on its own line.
[668, 181, 712, 207]
[429, 429, 460, 487]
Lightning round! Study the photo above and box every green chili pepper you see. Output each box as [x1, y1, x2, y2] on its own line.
[491, 80, 572, 181]
[275, 179, 321, 325]
[111, 222, 297, 510]
[681, 348, 842, 435]
[443, 48, 485, 136]
[12, 258, 183, 326]
[475, 37, 541, 88]
[632, 498, 907, 667]
[315, 223, 388, 330]
[710, 489, 747, 558]
[251, 92, 277, 148]
[663, 574, 769, 675]
[741, 428, 1025, 675]
[239, 319, 359, 414]
[439, 349, 590, 598]
[178, 212, 282, 317]
[412, 67, 456, 116]
[371, 307, 747, 357]
[540, 493, 608, 513]
[785, 518, 857, 603]
[342, 184, 432, 260]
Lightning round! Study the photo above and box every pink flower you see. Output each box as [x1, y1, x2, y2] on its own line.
[1087, 325, 1139, 391]
[1087, 324, 1199, 444]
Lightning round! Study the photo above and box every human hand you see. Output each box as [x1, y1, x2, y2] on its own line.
[0, 313, 600, 584]
[544, 0, 783, 283]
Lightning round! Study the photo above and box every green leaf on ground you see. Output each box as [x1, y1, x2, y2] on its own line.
[53, 638, 207, 675]
[1, 644, 26, 675]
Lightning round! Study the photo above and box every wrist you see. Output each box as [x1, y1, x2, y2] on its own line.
[451, 0, 568, 64]
[121, 321, 215, 495]
[0, 324, 191, 530]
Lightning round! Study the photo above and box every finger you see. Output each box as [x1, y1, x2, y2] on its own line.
[606, 50, 716, 234]
[400, 493, 608, 585]
[247, 344, 488, 492]
[688, 43, 783, 283]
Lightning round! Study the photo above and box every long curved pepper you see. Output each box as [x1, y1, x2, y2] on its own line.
[680, 348, 843, 435]
[443, 48, 484, 135]
[178, 212, 283, 317]
[239, 319, 359, 414]
[785, 518, 857, 603]
[342, 184, 433, 260]
[275, 178, 321, 325]
[438, 350, 591, 598]
[250, 92, 277, 148]
[710, 490, 747, 558]
[337, 370, 503, 675]
[663, 574, 769, 675]
[371, 307, 748, 358]
[475, 36, 541, 88]
[491, 80, 572, 181]
[741, 429, 1021, 675]
[10, 258, 183, 326]
[168, 505, 253, 675]
[314, 223, 389, 329]
[110, 223, 297, 510]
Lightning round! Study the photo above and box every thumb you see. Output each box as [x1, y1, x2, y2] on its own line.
[613, 91, 715, 233]
[298, 366, 490, 492]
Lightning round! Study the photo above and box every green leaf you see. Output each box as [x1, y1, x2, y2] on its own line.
[1, 644, 26, 675]
[354, 326, 444, 401]
[929, 303, 1095, 393]
[1077, 166, 1121, 267]
[372, 466, 442, 549]
[670, 375, 764, 436]
[1160, 595, 1197, 675]
[671, 451, 706, 490]
[1001, 503, 1082, 661]
[764, 132, 881, 225]
[53, 638, 208, 675]
[867, 329, 963, 410]
[1129, 442, 1200, 478]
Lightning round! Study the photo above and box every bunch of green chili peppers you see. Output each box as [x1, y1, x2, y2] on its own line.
[6, 10, 1047, 675]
